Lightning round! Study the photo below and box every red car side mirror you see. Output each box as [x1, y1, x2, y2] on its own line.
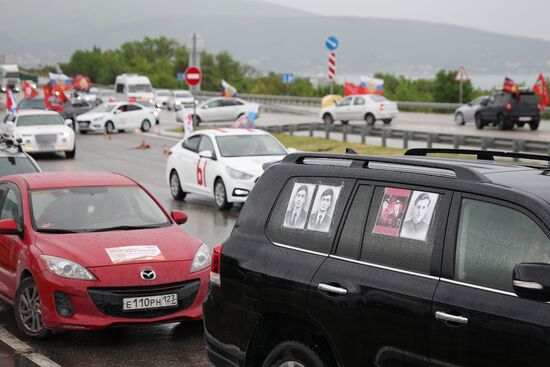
[0, 219, 19, 234]
[171, 210, 188, 225]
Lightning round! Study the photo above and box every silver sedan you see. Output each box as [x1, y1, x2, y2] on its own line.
[454, 96, 488, 125]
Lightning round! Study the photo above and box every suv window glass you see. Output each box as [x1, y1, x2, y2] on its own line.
[207, 100, 223, 108]
[197, 136, 215, 153]
[361, 187, 442, 274]
[353, 97, 365, 106]
[182, 135, 201, 152]
[455, 199, 550, 292]
[266, 177, 355, 254]
[0, 189, 20, 225]
[222, 99, 236, 107]
[336, 185, 373, 259]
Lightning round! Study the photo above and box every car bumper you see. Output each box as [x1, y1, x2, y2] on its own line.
[375, 111, 399, 120]
[77, 121, 104, 132]
[35, 261, 209, 331]
[224, 178, 257, 204]
[23, 143, 74, 154]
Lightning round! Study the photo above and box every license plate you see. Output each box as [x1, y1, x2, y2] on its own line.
[519, 117, 532, 122]
[122, 294, 178, 311]
[79, 122, 89, 126]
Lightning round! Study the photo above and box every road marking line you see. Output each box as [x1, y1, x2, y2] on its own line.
[0, 326, 61, 367]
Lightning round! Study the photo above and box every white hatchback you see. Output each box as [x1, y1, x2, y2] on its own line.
[76, 102, 156, 134]
[320, 94, 399, 126]
[166, 129, 287, 210]
[2, 110, 76, 159]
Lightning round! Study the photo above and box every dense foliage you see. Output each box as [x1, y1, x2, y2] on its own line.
[57, 36, 549, 104]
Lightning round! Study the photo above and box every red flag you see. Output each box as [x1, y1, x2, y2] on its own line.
[6, 88, 16, 113]
[344, 82, 367, 96]
[23, 81, 39, 99]
[43, 85, 63, 112]
[52, 85, 68, 104]
[43, 85, 53, 109]
[503, 77, 519, 95]
[533, 73, 549, 110]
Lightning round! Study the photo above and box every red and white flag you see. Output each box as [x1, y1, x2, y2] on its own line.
[23, 81, 38, 99]
[533, 73, 549, 110]
[6, 88, 17, 114]
[178, 107, 194, 139]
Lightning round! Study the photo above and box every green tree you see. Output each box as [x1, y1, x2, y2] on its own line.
[433, 70, 474, 103]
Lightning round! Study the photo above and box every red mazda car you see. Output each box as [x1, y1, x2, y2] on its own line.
[0, 172, 211, 338]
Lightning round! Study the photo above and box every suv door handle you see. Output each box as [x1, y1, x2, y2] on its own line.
[318, 283, 348, 295]
[435, 311, 468, 325]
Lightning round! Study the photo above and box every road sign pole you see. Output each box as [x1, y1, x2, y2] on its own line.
[459, 79, 463, 104]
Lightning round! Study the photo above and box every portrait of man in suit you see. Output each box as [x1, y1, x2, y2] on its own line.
[401, 191, 439, 241]
[283, 184, 311, 229]
[307, 187, 337, 232]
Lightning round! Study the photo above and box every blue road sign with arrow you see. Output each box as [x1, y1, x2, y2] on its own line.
[325, 36, 339, 51]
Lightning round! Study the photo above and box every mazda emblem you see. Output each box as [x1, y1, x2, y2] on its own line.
[140, 269, 156, 280]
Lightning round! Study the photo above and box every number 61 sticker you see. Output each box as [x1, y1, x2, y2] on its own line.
[196, 158, 208, 187]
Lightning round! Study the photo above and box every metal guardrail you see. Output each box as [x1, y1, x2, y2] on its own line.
[263, 122, 550, 155]
[198, 91, 550, 113]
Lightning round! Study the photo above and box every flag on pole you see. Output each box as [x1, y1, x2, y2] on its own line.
[6, 88, 17, 114]
[23, 81, 39, 99]
[533, 73, 549, 110]
[177, 107, 194, 139]
[221, 80, 237, 97]
[503, 77, 519, 95]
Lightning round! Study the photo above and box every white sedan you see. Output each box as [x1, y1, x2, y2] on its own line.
[320, 94, 399, 125]
[193, 97, 260, 125]
[76, 102, 156, 134]
[2, 110, 76, 159]
[166, 129, 287, 210]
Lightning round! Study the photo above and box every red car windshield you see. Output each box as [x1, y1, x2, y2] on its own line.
[30, 186, 170, 233]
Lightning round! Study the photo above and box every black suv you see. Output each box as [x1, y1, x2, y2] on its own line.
[475, 90, 541, 130]
[204, 149, 550, 367]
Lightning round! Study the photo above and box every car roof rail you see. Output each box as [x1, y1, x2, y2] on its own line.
[0, 135, 24, 153]
[405, 148, 550, 168]
[281, 152, 491, 183]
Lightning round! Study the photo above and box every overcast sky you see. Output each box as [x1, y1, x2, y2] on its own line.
[260, 0, 550, 41]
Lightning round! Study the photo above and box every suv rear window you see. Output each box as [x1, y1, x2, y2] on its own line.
[266, 177, 354, 254]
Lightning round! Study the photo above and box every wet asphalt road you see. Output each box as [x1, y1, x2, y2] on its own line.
[0, 119, 243, 366]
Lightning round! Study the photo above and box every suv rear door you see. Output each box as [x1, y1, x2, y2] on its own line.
[431, 194, 550, 366]
[310, 183, 451, 366]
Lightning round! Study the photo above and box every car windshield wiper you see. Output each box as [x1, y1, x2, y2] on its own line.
[86, 225, 163, 233]
[36, 228, 81, 234]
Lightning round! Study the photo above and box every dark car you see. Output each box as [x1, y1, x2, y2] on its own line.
[0, 135, 41, 176]
[475, 90, 541, 130]
[203, 149, 550, 367]
[17, 98, 46, 110]
[62, 98, 93, 127]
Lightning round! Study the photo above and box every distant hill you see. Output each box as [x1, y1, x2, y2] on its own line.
[2, 0, 550, 76]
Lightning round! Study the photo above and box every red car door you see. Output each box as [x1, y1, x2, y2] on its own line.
[0, 183, 25, 300]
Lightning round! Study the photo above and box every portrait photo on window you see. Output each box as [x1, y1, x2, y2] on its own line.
[306, 184, 342, 233]
[400, 191, 439, 241]
[373, 187, 411, 237]
[283, 183, 316, 229]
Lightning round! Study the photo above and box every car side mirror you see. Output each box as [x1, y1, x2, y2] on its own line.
[0, 219, 20, 235]
[202, 105, 208, 109]
[199, 150, 216, 160]
[171, 210, 188, 225]
[513, 263, 550, 301]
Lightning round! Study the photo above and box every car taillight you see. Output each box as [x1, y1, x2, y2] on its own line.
[506, 102, 512, 111]
[210, 244, 222, 286]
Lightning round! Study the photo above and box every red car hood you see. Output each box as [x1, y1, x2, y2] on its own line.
[34, 225, 202, 268]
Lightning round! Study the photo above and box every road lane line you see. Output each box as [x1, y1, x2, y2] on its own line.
[0, 326, 61, 367]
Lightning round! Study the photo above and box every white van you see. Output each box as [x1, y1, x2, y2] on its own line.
[114, 74, 154, 100]
[0, 64, 21, 92]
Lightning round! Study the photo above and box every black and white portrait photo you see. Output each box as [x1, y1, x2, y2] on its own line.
[400, 191, 439, 241]
[307, 184, 342, 233]
[283, 183, 315, 229]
